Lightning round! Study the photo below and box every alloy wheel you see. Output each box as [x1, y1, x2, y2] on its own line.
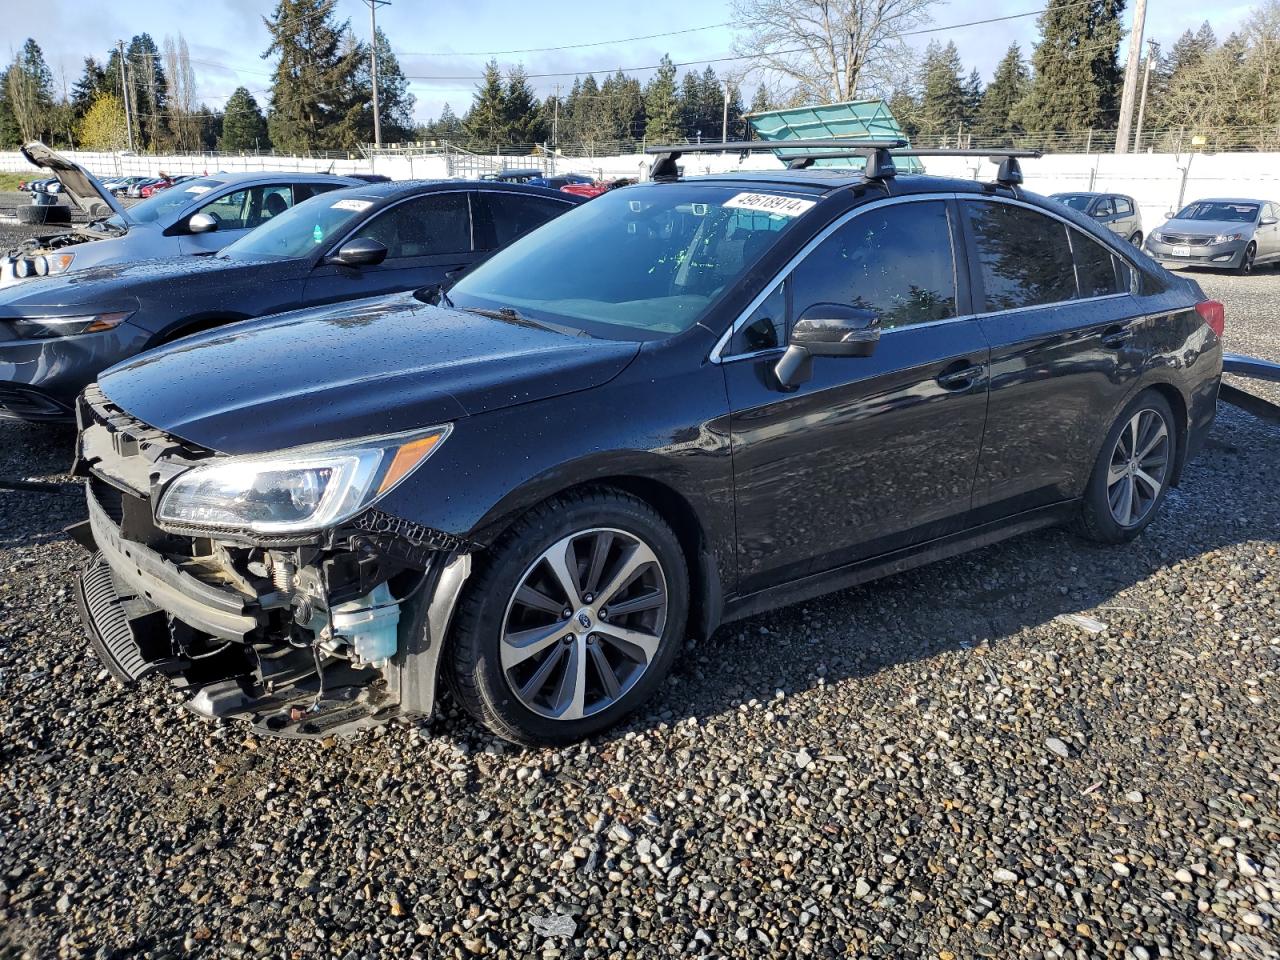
[1106, 408, 1171, 527]
[499, 528, 668, 720]
[1239, 244, 1255, 275]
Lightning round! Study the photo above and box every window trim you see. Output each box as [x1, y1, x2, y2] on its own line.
[712, 192, 964, 363]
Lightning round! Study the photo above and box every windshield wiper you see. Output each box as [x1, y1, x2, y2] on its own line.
[462, 305, 558, 332]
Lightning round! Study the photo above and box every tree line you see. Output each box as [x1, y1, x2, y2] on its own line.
[2, 0, 1279, 156]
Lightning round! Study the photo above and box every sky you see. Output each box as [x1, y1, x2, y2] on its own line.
[7, 0, 1262, 127]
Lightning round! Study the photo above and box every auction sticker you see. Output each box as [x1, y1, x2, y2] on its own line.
[724, 192, 815, 217]
[331, 199, 373, 212]
[185, 186, 212, 194]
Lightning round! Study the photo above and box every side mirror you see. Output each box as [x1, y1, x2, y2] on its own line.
[1165, 210, 1176, 220]
[1261, 217, 1278, 226]
[774, 304, 880, 389]
[325, 238, 388, 267]
[188, 212, 219, 234]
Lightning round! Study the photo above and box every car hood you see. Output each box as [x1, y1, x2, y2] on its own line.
[21, 141, 130, 221]
[1160, 218, 1255, 237]
[98, 293, 642, 454]
[0, 254, 256, 315]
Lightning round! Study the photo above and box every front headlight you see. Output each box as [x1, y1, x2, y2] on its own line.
[40, 252, 75, 276]
[1213, 232, 1244, 243]
[155, 426, 451, 534]
[1148, 231, 1162, 244]
[8, 311, 133, 340]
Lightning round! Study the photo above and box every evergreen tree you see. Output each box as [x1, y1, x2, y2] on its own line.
[220, 86, 269, 151]
[679, 71, 701, 138]
[964, 68, 984, 123]
[6, 39, 55, 142]
[644, 55, 681, 143]
[973, 43, 1030, 138]
[750, 85, 771, 114]
[886, 84, 921, 137]
[262, 0, 363, 153]
[126, 34, 168, 149]
[436, 102, 462, 139]
[463, 60, 508, 151]
[1015, 0, 1125, 132]
[916, 41, 968, 138]
[0, 67, 21, 148]
[71, 58, 108, 121]
[504, 66, 544, 147]
[360, 27, 415, 142]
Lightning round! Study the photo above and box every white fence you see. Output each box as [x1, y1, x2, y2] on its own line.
[4, 148, 1279, 232]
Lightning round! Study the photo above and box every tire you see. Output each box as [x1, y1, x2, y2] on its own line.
[16, 204, 71, 226]
[1236, 242, 1256, 276]
[1129, 231, 1142, 246]
[448, 487, 689, 745]
[1076, 390, 1177, 544]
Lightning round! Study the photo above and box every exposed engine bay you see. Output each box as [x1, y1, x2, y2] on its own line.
[1, 224, 118, 284]
[71, 385, 473, 738]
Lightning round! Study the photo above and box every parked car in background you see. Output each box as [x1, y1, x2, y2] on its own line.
[0, 180, 581, 420]
[70, 155, 1222, 745]
[528, 173, 595, 190]
[1050, 192, 1144, 245]
[1145, 198, 1280, 274]
[484, 168, 545, 184]
[1, 143, 362, 288]
[107, 176, 150, 196]
[560, 178, 635, 199]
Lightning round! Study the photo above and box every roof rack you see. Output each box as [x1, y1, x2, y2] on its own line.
[644, 138, 907, 182]
[644, 141, 1040, 187]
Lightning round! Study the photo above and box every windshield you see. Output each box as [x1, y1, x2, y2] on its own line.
[1055, 195, 1094, 211]
[449, 183, 813, 339]
[220, 192, 375, 260]
[108, 177, 226, 227]
[1175, 201, 1259, 223]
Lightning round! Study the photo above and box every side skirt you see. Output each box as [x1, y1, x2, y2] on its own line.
[720, 501, 1078, 625]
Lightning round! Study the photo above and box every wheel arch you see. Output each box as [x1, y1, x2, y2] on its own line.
[149, 312, 254, 347]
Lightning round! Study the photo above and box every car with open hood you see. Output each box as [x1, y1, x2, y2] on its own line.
[0, 178, 581, 420]
[70, 142, 1223, 746]
[1, 142, 361, 289]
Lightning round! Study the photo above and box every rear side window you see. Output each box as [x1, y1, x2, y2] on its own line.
[354, 192, 472, 258]
[965, 201, 1076, 311]
[1115, 197, 1133, 215]
[294, 181, 344, 203]
[474, 192, 572, 250]
[1071, 229, 1129, 297]
[789, 199, 957, 330]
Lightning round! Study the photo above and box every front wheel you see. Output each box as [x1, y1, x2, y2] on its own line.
[1237, 243, 1256, 276]
[1076, 390, 1177, 544]
[448, 488, 688, 745]
[1129, 230, 1143, 246]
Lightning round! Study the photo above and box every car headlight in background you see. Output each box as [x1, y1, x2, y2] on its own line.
[1147, 231, 1162, 244]
[40, 252, 75, 276]
[155, 426, 451, 534]
[7, 311, 133, 340]
[1212, 232, 1244, 244]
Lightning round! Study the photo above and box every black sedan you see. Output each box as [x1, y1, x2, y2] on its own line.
[72, 154, 1222, 745]
[0, 180, 581, 420]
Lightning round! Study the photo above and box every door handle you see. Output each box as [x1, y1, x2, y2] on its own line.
[936, 364, 985, 390]
[1101, 326, 1132, 348]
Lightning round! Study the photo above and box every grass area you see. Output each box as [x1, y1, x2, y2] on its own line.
[0, 173, 34, 190]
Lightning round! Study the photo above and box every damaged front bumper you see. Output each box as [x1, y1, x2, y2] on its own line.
[70, 384, 474, 738]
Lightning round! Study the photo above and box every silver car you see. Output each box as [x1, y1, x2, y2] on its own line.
[1050, 192, 1144, 245]
[1145, 198, 1280, 275]
[1, 143, 362, 288]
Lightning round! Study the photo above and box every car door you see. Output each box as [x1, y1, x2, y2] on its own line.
[960, 197, 1141, 523]
[1259, 203, 1280, 260]
[1112, 196, 1138, 240]
[303, 190, 478, 305]
[724, 196, 991, 594]
[1089, 196, 1122, 238]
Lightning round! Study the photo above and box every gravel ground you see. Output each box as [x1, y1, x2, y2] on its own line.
[0, 238, 1279, 960]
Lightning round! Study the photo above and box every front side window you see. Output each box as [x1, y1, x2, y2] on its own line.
[448, 184, 811, 340]
[965, 201, 1076, 311]
[353, 192, 472, 259]
[248, 185, 294, 228]
[473, 192, 573, 250]
[1093, 197, 1115, 217]
[790, 199, 957, 330]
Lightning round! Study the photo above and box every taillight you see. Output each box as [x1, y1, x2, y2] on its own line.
[1195, 299, 1225, 338]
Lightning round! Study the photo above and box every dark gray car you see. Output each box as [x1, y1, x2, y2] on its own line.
[1, 143, 361, 288]
[1145, 198, 1280, 275]
[1050, 192, 1144, 245]
[0, 180, 581, 420]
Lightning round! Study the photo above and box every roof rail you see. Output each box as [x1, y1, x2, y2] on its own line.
[893, 148, 1042, 187]
[644, 138, 907, 182]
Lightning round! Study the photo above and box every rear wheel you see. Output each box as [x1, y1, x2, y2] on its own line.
[1129, 230, 1143, 246]
[448, 488, 688, 745]
[1237, 242, 1256, 275]
[1076, 390, 1176, 544]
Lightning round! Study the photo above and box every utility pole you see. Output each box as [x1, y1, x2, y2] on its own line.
[1133, 39, 1158, 152]
[1114, 0, 1148, 153]
[722, 81, 729, 142]
[118, 40, 135, 152]
[363, 0, 391, 148]
[552, 83, 560, 152]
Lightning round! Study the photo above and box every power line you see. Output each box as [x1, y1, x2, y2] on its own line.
[393, 21, 738, 58]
